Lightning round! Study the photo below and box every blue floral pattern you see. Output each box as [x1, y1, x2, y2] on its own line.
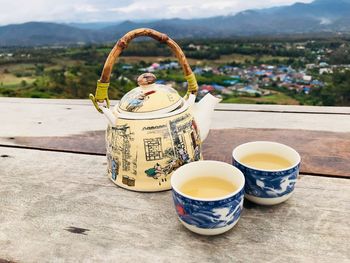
[233, 158, 300, 198]
[172, 189, 244, 229]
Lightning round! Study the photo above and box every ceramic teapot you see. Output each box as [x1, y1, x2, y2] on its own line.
[90, 28, 220, 192]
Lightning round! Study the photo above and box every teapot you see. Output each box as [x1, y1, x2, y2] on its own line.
[90, 28, 220, 192]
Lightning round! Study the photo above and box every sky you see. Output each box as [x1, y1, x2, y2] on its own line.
[0, 0, 313, 25]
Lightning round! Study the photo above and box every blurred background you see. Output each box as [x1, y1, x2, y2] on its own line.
[0, 0, 350, 106]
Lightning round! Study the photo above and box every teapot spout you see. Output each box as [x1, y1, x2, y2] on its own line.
[101, 107, 117, 127]
[192, 93, 221, 142]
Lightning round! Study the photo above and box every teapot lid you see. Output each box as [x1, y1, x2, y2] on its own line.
[118, 73, 182, 114]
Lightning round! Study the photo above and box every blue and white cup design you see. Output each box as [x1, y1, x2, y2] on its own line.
[232, 141, 301, 205]
[171, 161, 245, 235]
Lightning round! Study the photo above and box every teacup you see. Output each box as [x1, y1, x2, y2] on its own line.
[171, 160, 245, 235]
[232, 141, 301, 205]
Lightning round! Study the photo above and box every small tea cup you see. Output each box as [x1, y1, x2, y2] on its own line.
[171, 160, 245, 235]
[232, 141, 301, 205]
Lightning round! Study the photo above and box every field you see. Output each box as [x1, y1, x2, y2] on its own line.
[222, 92, 299, 105]
[0, 74, 34, 85]
[0, 64, 36, 88]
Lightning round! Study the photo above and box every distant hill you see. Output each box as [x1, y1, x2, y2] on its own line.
[103, 0, 350, 37]
[67, 22, 122, 30]
[0, 22, 109, 46]
[1, 0, 350, 46]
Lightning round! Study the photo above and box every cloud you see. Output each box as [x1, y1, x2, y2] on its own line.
[0, 0, 313, 25]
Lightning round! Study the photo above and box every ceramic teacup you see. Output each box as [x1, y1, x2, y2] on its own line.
[171, 160, 245, 235]
[232, 141, 301, 205]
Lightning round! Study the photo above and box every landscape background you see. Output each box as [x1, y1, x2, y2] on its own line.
[0, 0, 350, 106]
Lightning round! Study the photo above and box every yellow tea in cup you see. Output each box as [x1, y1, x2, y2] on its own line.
[180, 176, 237, 199]
[240, 153, 292, 170]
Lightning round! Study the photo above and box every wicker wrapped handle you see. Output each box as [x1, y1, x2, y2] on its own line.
[90, 28, 198, 113]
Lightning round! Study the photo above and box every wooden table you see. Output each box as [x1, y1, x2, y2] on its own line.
[0, 98, 349, 263]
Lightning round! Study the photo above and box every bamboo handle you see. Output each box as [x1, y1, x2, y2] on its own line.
[100, 28, 194, 83]
[90, 28, 198, 113]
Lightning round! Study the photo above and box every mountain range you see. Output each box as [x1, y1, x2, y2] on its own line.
[1, 0, 350, 46]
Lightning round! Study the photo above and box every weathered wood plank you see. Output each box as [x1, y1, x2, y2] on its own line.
[203, 129, 350, 178]
[216, 103, 350, 114]
[1, 99, 350, 139]
[2, 98, 350, 114]
[0, 147, 349, 263]
[3, 129, 349, 178]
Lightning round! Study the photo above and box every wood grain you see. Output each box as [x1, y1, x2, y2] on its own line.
[203, 129, 350, 178]
[5, 128, 350, 178]
[0, 147, 349, 262]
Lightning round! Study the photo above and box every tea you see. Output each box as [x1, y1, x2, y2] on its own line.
[180, 176, 237, 199]
[240, 153, 292, 170]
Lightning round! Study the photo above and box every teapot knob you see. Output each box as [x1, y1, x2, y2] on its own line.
[137, 73, 156, 87]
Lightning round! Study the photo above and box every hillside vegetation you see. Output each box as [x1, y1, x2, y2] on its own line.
[0, 38, 349, 106]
